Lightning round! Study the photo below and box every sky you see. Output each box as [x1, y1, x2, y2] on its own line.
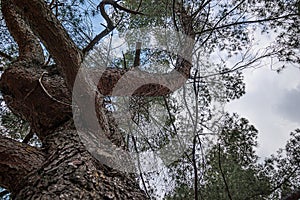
[218, 24, 300, 159]
[226, 64, 300, 159]
[88, 17, 300, 161]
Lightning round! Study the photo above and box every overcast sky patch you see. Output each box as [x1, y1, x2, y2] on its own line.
[226, 66, 300, 159]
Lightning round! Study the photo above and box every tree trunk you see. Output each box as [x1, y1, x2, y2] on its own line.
[0, 1, 147, 198]
[11, 126, 147, 199]
[0, 0, 195, 198]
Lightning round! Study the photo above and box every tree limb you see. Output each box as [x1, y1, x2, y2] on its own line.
[9, 0, 82, 89]
[1, 0, 44, 63]
[0, 134, 45, 193]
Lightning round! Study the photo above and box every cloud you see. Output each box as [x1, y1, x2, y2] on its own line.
[276, 84, 300, 123]
[225, 66, 300, 158]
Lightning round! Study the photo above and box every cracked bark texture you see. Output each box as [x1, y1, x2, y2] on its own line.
[13, 129, 146, 200]
[0, 0, 195, 199]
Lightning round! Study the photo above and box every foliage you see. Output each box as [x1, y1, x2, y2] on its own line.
[0, 105, 29, 140]
[0, 0, 299, 199]
[166, 114, 299, 200]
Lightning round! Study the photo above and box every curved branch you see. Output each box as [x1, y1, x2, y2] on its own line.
[82, 1, 195, 97]
[0, 135, 45, 193]
[1, 0, 44, 63]
[9, 0, 82, 89]
[83, 0, 143, 54]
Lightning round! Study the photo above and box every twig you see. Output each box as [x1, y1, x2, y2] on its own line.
[131, 134, 151, 199]
[197, 14, 299, 35]
[199, 0, 246, 47]
[218, 143, 233, 200]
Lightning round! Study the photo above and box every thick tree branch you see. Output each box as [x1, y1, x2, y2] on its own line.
[90, 2, 194, 97]
[0, 134, 45, 193]
[9, 0, 82, 89]
[87, 45, 193, 97]
[1, 0, 44, 63]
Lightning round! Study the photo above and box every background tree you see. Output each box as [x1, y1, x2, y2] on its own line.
[165, 115, 300, 200]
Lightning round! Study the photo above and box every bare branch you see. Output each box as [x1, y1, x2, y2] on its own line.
[198, 14, 299, 35]
[198, 0, 246, 46]
[131, 135, 151, 199]
[190, 51, 275, 80]
[218, 143, 233, 200]
[192, 135, 199, 200]
[83, 0, 143, 54]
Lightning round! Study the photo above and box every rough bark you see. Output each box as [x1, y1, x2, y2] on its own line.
[12, 126, 147, 200]
[1, 0, 44, 64]
[0, 0, 195, 198]
[0, 135, 45, 193]
[9, 0, 82, 90]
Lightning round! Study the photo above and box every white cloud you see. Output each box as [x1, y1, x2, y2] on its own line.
[226, 66, 300, 158]
[276, 84, 300, 123]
